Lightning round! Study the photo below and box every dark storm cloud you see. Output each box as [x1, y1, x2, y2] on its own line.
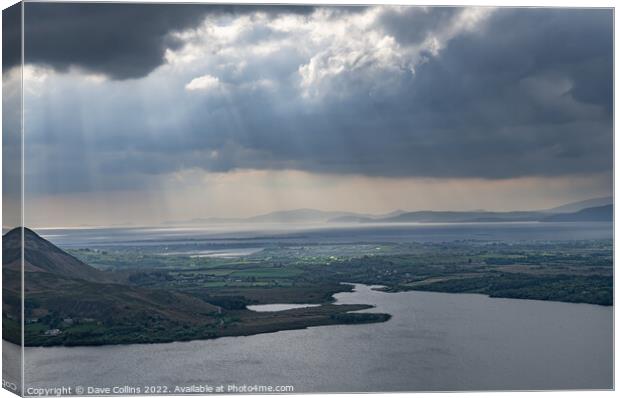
[415, 8, 613, 113]
[22, 6, 613, 195]
[377, 6, 459, 44]
[18, 3, 315, 80]
[3, 3, 22, 208]
[395, 7, 614, 176]
[2, 3, 21, 72]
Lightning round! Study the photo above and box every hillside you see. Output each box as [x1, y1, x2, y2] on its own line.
[545, 197, 612, 213]
[3, 227, 107, 282]
[2, 227, 220, 345]
[328, 205, 613, 224]
[361, 210, 543, 223]
[544, 205, 613, 222]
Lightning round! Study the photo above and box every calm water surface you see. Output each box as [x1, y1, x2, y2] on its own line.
[246, 303, 321, 312]
[20, 284, 612, 392]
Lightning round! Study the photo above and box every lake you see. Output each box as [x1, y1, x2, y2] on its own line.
[18, 283, 612, 393]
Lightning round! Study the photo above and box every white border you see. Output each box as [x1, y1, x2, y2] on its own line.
[0, 2, 616, 398]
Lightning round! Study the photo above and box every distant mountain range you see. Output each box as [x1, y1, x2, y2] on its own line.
[544, 196, 613, 213]
[165, 197, 612, 225]
[361, 204, 613, 224]
[544, 204, 613, 222]
[167, 209, 407, 225]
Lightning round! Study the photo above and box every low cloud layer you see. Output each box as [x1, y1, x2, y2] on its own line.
[14, 5, 613, 197]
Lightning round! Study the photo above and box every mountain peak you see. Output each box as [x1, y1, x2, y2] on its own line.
[3, 227, 105, 282]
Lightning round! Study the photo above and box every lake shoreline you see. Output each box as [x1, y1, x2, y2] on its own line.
[379, 285, 614, 306]
[12, 301, 391, 348]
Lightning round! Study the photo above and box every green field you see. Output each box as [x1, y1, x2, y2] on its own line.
[68, 239, 613, 307]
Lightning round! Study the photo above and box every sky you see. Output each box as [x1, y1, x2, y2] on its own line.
[2, 4, 613, 227]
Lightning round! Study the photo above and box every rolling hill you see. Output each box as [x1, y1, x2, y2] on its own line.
[544, 204, 613, 222]
[359, 210, 544, 223]
[327, 205, 613, 223]
[545, 196, 613, 213]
